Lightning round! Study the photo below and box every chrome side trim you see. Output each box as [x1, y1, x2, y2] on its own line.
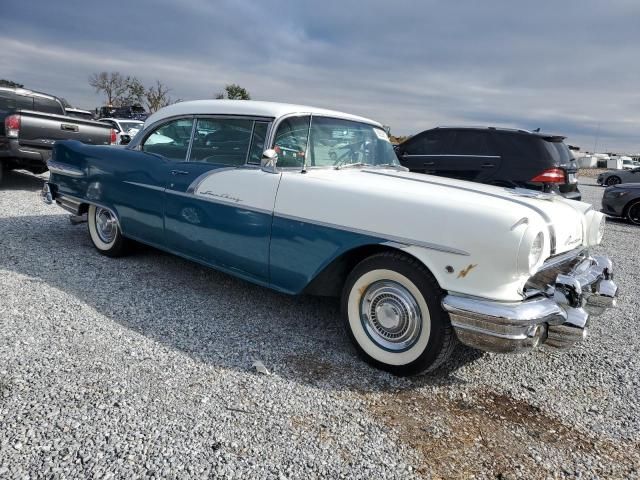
[167, 188, 273, 215]
[402, 154, 501, 159]
[47, 161, 84, 178]
[275, 212, 470, 256]
[362, 169, 558, 254]
[123, 181, 165, 192]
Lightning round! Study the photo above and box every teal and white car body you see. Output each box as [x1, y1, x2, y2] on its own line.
[43, 100, 618, 375]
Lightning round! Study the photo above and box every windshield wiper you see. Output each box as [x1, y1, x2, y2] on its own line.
[372, 163, 408, 170]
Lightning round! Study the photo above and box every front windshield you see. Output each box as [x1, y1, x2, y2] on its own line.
[309, 117, 398, 167]
[272, 115, 399, 168]
[120, 121, 144, 132]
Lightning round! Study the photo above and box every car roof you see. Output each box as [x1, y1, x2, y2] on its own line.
[144, 100, 382, 128]
[430, 125, 566, 141]
[0, 86, 59, 102]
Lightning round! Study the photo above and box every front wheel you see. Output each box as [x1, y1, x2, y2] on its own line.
[341, 252, 456, 376]
[87, 204, 129, 257]
[626, 200, 640, 226]
[606, 176, 621, 186]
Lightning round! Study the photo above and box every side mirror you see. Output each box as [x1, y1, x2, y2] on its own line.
[120, 134, 131, 145]
[261, 149, 278, 173]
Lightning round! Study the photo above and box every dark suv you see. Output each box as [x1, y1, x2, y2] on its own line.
[395, 127, 581, 200]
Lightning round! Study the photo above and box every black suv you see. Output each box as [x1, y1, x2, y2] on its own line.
[395, 127, 581, 200]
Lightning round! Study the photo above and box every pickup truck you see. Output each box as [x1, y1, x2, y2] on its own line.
[0, 87, 116, 183]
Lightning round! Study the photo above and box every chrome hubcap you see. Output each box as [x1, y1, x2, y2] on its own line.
[95, 207, 117, 244]
[360, 280, 422, 351]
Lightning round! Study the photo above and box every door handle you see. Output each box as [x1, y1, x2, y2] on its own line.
[61, 123, 79, 132]
[423, 161, 435, 166]
[481, 163, 495, 168]
[170, 169, 190, 176]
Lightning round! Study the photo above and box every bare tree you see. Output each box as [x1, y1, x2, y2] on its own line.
[145, 80, 173, 113]
[215, 83, 251, 100]
[119, 76, 145, 107]
[89, 72, 125, 106]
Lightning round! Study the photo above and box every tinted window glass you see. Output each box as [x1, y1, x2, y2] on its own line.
[403, 131, 451, 155]
[0, 91, 17, 113]
[248, 121, 269, 164]
[543, 141, 572, 166]
[495, 134, 544, 162]
[449, 131, 495, 155]
[34, 96, 63, 115]
[189, 118, 253, 165]
[308, 116, 398, 167]
[274, 115, 310, 168]
[142, 118, 194, 161]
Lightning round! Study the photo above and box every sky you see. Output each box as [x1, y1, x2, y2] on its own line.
[2, 0, 639, 152]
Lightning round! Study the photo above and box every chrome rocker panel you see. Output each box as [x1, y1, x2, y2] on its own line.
[442, 254, 617, 353]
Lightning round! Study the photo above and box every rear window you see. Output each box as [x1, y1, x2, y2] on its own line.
[542, 141, 572, 166]
[33, 96, 64, 115]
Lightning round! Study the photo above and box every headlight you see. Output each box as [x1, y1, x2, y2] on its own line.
[585, 210, 606, 246]
[529, 232, 544, 270]
[606, 191, 629, 199]
[518, 229, 546, 275]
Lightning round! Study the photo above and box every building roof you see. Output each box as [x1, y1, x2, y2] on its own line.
[144, 100, 381, 127]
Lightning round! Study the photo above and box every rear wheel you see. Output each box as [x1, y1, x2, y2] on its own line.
[606, 176, 621, 186]
[626, 200, 640, 226]
[341, 251, 456, 376]
[87, 205, 128, 257]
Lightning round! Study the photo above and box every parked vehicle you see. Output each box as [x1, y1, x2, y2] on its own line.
[602, 183, 640, 225]
[41, 100, 617, 375]
[97, 118, 144, 145]
[98, 105, 148, 121]
[0, 87, 116, 183]
[65, 108, 95, 121]
[597, 167, 640, 186]
[621, 156, 635, 170]
[395, 127, 582, 200]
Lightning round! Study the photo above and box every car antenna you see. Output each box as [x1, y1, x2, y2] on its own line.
[533, 127, 540, 132]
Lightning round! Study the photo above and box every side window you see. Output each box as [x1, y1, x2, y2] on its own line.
[404, 131, 451, 155]
[16, 95, 34, 110]
[189, 118, 253, 165]
[142, 118, 194, 161]
[248, 121, 269, 165]
[0, 92, 17, 113]
[449, 131, 494, 156]
[34, 97, 64, 115]
[273, 115, 310, 168]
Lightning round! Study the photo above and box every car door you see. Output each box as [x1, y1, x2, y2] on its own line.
[163, 116, 278, 281]
[396, 130, 454, 173]
[114, 116, 195, 244]
[437, 129, 502, 182]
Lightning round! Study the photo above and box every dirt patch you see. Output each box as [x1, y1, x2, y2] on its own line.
[367, 388, 639, 479]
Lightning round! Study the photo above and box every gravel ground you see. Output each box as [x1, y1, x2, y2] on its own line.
[0, 171, 639, 479]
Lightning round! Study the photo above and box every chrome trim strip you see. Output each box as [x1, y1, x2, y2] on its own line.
[362, 170, 558, 254]
[402, 154, 501, 159]
[123, 181, 165, 192]
[47, 162, 84, 177]
[275, 212, 470, 256]
[167, 188, 273, 215]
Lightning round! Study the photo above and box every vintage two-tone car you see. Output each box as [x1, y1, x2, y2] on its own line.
[41, 100, 618, 375]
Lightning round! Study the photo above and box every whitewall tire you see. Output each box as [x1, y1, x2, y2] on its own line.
[87, 204, 128, 257]
[341, 251, 455, 375]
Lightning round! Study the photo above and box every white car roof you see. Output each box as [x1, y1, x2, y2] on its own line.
[144, 100, 382, 128]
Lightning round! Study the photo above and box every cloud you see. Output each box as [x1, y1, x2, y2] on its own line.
[2, 0, 639, 151]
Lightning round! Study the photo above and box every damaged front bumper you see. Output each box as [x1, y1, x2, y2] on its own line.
[441, 253, 617, 353]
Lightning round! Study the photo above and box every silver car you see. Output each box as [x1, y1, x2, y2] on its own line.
[597, 167, 640, 186]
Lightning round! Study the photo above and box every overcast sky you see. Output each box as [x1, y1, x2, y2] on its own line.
[2, 0, 639, 152]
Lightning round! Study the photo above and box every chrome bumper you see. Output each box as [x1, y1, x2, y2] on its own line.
[442, 254, 617, 353]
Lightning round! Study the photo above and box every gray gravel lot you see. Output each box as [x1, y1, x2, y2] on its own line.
[0, 171, 638, 479]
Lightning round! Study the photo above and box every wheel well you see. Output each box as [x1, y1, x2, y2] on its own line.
[302, 244, 422, 297]
[623, 197, 640, 217]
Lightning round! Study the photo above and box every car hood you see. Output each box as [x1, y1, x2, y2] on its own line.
[288, 167, 593, 256]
